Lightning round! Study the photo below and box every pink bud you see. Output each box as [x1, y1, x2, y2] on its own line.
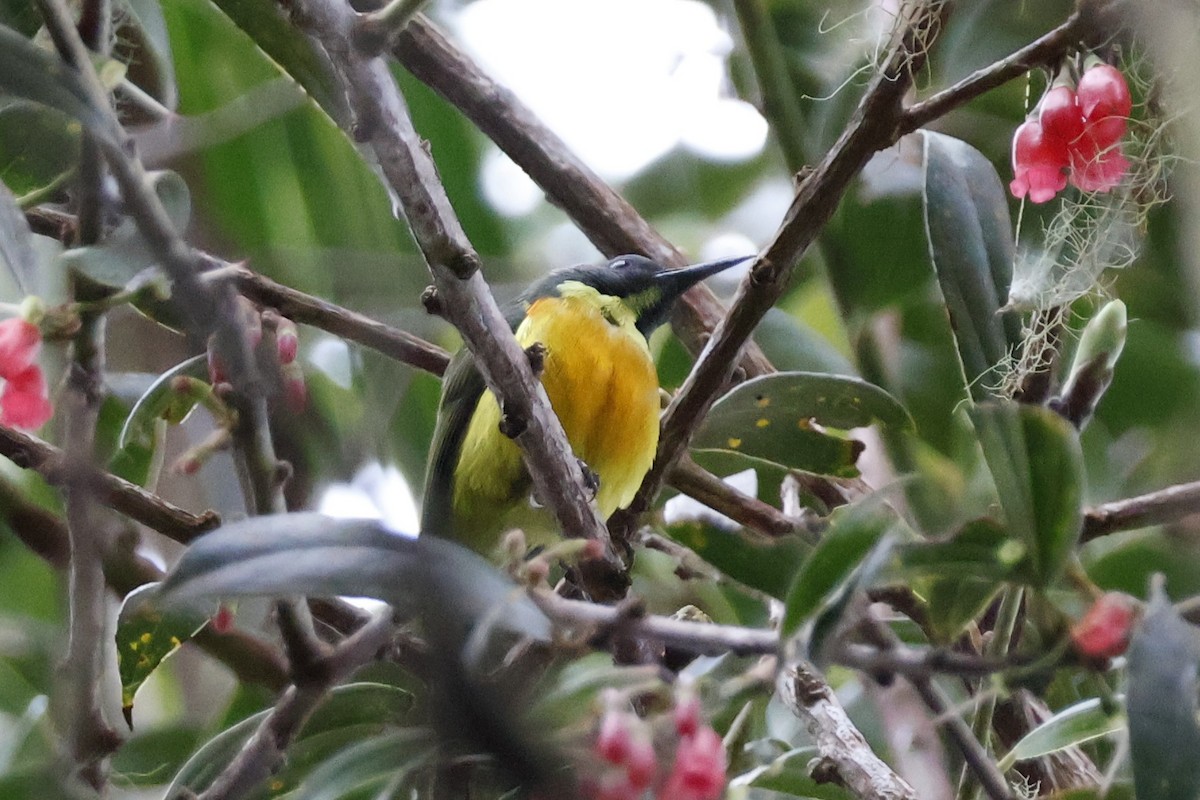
[674, 692, 701, 739]
[275, 318, 299, 365]
[596, 711, 633, 765]
[281, 361, 307, 413]
[210, 604, 236, 633]
[1071, 592, 1138, 661]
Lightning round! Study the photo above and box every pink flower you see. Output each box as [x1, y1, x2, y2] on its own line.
[0, 319, 52, 430]
[659, 727, 727, 800]
[1010, 120, 1069, 203]
[1068, 129, 1131, 193]
[0, 318, 40, 379]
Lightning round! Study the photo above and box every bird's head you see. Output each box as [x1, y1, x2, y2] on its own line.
[524, 254, 753, 337]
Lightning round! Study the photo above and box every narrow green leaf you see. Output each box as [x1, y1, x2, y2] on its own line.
[781, 504, 891, 638]
[922, 131, 1021, 397]
[1127, 581, 1200, 800]
[970, 402, 1083, 585]
[117, 355, 208, 448]
[0, 100, 81, 198]
[158, 513, 551, 641]
[115, 583, 213, 725]
[998, 697, 1125, 771]
[923, 577, 1003, 644]
[896, 518, 1028, 583]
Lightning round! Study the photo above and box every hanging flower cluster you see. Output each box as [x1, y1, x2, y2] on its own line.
[1010, 63, 1132, 203]
[0, 317, 53, 430]
[585, 689, 727, 800]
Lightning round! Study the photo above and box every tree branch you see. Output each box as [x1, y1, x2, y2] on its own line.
[777, 660, 919, 800]
[195, 612, 395, 800]
[0, 423, 220, 541]
[226, 262, 450, 376]
[668, 456, 813, 540]
[392, 17, 773, 377]
[1081, 478, 1200, 541]
[290, 0, 625, 596]
[617, 1, 950, 534]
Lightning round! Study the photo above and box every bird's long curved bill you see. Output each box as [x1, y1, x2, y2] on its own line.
[656, 255, 754, 298]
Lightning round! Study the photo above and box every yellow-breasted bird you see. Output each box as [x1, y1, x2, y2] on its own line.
[421, 253, 749, 551]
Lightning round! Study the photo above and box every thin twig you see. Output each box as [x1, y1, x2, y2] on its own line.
[899, 4, 1108, 135]
[777, 661, 919, 800]
[392, 17, 773, 377]
[0, 423, 220, 540]
[533, 589, 779, 656]
[668, 456, 813, 540]
[225, 261, 450, 376]
[291, 0, 624, 596]
[1081, 478, 1200, 541]
[617, 1, 951, 536]
[195, 612, 395, 800]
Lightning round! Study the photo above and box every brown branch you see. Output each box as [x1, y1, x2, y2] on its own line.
[1081, 479, 1200, 542]
[616, 2, 951, 534]
[196, 612, 395, 800]
[777, 661, 919, 800]
[899, 4, 1110, 135]
[533, 589, 779, 656]
[227, 262, 450, 376]
[668, 456, 813, 540]
[392, 17, 773, 377]
[0, 423, 220, 541]
[291, 0, 624, 597]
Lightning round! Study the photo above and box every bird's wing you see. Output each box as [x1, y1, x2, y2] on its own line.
[421, 344, 487, 539]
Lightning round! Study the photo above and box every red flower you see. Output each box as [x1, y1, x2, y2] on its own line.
[1038, 85, 1084, 145]
[659, 727, 727, 800]
[1071, 592, 1138, 661]
[0, 319, 52, 430]
[1010, 120, 1069, 204]
[1076, 64, 1132, 133]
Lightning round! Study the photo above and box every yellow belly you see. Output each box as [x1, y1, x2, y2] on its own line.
[451, 295, 661, 546]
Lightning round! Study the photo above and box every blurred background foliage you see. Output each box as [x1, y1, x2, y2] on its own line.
[3, 0, 1200, 798]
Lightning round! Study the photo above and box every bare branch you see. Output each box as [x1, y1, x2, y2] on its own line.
[291, 0, 625, 595]
[668, 456, 814, 541]
[1082, 478, 1200, 541]
[392, 17, 773, 377]
[618, 1, 951, 533]
[777, 661, 919, 800]
[196, 612, 395, 800]
[0, 423, 220, 540]
[226, 262, 450, 376]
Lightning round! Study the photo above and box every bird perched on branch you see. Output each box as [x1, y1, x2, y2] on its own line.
[421, 254, 749, 551]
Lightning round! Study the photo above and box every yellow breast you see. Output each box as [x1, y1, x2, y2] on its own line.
[451, 290, 661, 545]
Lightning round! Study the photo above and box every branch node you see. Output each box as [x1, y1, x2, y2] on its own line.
[498, 407, 528, 439]
[445, 251, 481, 280]
[420, 285, 443, 316]
[524, 341, 547, 376]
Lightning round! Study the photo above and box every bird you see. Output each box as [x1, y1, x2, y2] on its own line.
[420, 253, 750, 552]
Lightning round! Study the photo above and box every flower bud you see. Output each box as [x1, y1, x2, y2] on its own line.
[1071, 591, 1139, 661]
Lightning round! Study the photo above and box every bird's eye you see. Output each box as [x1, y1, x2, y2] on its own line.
[611, 259, 628, 270]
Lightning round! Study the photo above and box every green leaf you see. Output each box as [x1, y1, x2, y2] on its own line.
[692, 372, 911, 477]
[109, 355, 208, 484]
[1127, 581, 1200, 800]
[0, 25, 116, 140]
[165, 683, 414, 797]
[665, 520, 810, 600]
[291, 730, 433, 800]
[0, 100, 80, 198]
[158, 513, 551, 640]
[922, 131, 1021, 397]
[896, 518, 1027, 583]
[923, 576, 1004, 644]
[115, 583, 213, 725]
[781, 503, 891, 638]
[969, 402, 1083, 585]
[997, 696, 1125, 771]
[0, 175, 36, 299]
